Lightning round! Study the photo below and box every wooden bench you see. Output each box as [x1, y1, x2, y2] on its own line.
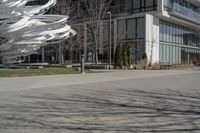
[160, 61, 171, 69]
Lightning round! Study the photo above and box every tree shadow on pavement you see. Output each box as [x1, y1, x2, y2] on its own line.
[0, 88, 200, 132]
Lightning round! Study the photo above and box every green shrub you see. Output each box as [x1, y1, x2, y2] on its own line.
[122, 44, 128, 67]
[127, 44, 132, 66]
[85, 65, 105, 69]
[115, 44, 123, 68]
[142, 52, 147, 60]
[115, 43, 132, 69]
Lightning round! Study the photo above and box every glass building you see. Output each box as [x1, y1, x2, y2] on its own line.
[112, 0, 200, 65]
[3, 0, 200, 65]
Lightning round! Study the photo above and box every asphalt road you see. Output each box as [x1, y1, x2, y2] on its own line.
[0, 70, 200, 133]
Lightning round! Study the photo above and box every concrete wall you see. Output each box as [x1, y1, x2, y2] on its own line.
[145, 14, 160, 65]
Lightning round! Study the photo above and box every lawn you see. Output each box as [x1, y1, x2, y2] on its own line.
[0, 68, 80, 77]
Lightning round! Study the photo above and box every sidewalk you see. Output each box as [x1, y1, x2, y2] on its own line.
[0, 70, 197, 92]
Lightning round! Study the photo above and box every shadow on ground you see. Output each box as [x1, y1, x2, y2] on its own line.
[0, 87, 200, 132]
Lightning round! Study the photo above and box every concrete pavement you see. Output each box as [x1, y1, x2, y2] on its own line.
[0, 70, 198, 91]
[0, 70, 200, 132]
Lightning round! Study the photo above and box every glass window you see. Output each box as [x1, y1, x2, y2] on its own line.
[163, 45, 167, 61]
[166, 23, 170, 42]
[175, 25, 179, 44]
[159, 21, 163, 41]
[172, 25, 176, 43]
[133, 0, 140, 13]
[141, 0, 145, 11]
[198, 32, 200, 47]
[175, 47, 179, 64]
[181, 27, 184, 44]
[122, 0, 157, 14]
[169, 46, 173, 65]
[163, 0, 173, 11]
[118, 19, 126, 40]
[146, 0, 154, 11]
[169, 23, 173, 43]
[137, 18, 145, 39]
[179, 47, 181, 64]
[125, 0, 132, 12]
[127, 19, 136, 39]
[178, 26, 182, 44]
[166, 45, 169, 62]
[159, 45, 163, 61]
[195, 30, 198, 46]
[163, 22, 167, 42]
[183, 27, 187, 45]
[160, 20, 200, 48]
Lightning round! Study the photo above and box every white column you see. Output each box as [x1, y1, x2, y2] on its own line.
[145, 14, 160, 65]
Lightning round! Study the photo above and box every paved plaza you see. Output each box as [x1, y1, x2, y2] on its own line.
[0, 70, 200, 132]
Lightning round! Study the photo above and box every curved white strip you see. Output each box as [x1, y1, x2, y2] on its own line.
[0, 0, 76, 63]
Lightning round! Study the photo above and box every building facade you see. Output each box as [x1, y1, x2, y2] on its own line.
[0, 0, 75, 64]
[2, 0, 200, 65]
[111, 0, 200, 65]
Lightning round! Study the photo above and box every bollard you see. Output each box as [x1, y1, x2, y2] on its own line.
[81, 54, 85, 74]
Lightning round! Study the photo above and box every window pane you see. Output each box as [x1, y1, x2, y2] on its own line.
[163, 45, 166, 61]
[163, 22, 167, 42]
[166, 45, 169, 62]
[159, 21, 163, 41]
[169, 23, 173, 42]
[166, 23, 169, 42]
[133, 0, 140, 13]
[169, 46, 173, 65]
[127, 19, 136, 39]
[175, 25, 179, 44]
[146, 0, 154, 11]
[173, 46, 176, 64]
[163, 0, 173, 11]
[125, 0, 132, 12]
[141, 0, 145, 11]
[137, 18, 145, 39]
[178, 26, 181, 44]
[118, 19, 126, 40]
[146, 0, 153, 7]
[160, 44, 163, 61]
[172, 25, 176, 43]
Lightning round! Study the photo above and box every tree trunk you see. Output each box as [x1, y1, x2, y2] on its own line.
[95, 49, 98, 64]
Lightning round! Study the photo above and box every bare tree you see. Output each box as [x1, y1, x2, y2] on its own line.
[81, 0, 112, 64]
[49, 0, 81, 64]
[49, 0, 78, 17]
[68, 24, 85, 63]
[49, 0, 112, 64]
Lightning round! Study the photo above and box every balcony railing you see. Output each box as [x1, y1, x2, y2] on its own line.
[172, 3, 200, 23]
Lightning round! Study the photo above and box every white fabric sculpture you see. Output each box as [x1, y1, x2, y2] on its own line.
[0, 0, 76, 63]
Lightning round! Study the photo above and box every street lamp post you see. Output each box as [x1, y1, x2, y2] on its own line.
[106, 11, 112, 69]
